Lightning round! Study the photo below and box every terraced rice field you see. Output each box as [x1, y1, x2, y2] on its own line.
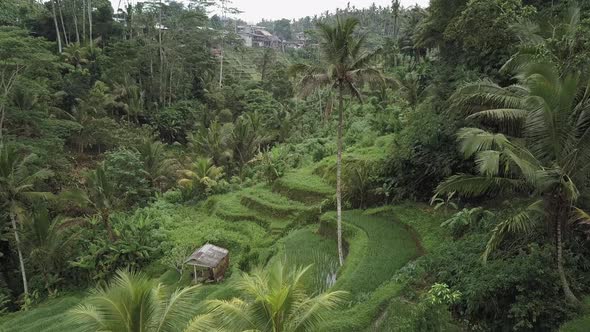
[0, 295, 84, 332]
[0, 168, 432, 332]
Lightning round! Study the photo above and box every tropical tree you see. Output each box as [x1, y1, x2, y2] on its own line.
[136, 137, 177, 191]
[64, 163, 118, 241]
[389, 70, 424, 109]
[0, 144, 54, 296]
[207, 261, 347, 331]
[177, 158, 224, 201]
[70, 270, 215, 332]
[189, 121, 232, 168]
[22, 208, 73, 294]
[435, 61, 590, 305]
[230, 112, 271, 172]
[290, 17, 384, 265]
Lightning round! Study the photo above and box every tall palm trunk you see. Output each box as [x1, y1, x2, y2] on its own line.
[72, 0, 81, 44]
[547, 193, 580, 305]
[88, 0, 93, 48]
[336, 83, 344, 266]
[556, 211, 579, 304]
[158, 0, 164, 103]
[82, 0, 86, 43]
[57, 0, 69, 46]
[10, 211, 28, 296]
[50, 0, 63, 53]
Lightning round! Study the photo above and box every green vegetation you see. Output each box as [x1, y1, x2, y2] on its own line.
[2, 0, 590, 331]
[272, 168, 333, 203]
[560, 297, 590, 331]
[271, 227, 339, 293]
[207, 261, 348, 331]
[0, 295, 84, 332]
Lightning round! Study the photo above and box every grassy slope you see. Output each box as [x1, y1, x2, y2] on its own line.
[0, 295, 84, 332]
[366, 204, 453, 331]
[270, 226, 339, 294]
[320, 209, 422, 331]
[560, 297, 590, 331]
[273, 168, 333, 204]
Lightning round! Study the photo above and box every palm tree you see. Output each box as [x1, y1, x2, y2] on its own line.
[64, 164, 118, 241]
[230, 112, 272, 172]
[189, 121, 232, 168]
[70, 270, 215, 332]
[0, 144, 54, 296]
[86, 163, 119, 241]
[177, 158, 224, 201]
[207, 261, 347, 331]
[136, 137, 177, 191]
[389, 70, 424, 109]
[435, 61, 590, 305]
[22, 208, 72, 293]
[290, 17, 383, 265]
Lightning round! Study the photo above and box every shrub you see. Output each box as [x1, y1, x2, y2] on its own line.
[384, 101, 466, 201]
[441, 207, 494, 238]
[150, 101, 201, 143]
[71, 212, 169, 283]
[103, 148, 152, 207]
[252, 149, 288, 185]
[0, 286, 10, 315]
[427, 235, 578, 330]
[413, 283, 461, 332]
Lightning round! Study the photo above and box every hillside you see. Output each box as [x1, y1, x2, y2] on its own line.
[2, 0, 590, 331]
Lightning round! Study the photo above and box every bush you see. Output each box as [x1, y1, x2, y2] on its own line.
[103, 148, 152, 207]
[150, 101, 201, 143]
[441, 207, 494, 238]
[252, 149, 288, 184]
[71, 212, 169, 283]
[0, 286, 10, 315]
[384, 101, 466, 201]
[426, 234, 578, 331]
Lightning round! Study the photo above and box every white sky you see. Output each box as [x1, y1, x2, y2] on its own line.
[110, 0, 430, 23]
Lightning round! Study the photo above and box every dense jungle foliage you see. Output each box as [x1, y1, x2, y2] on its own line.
[1, 0, 590, 331]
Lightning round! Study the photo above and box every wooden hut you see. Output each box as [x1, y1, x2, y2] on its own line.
[185, 243, 229, 283]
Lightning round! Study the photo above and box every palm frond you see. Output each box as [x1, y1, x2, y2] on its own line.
[436, 174, 527, 197]
[457, 127, 510, 158]
[467, 108, 529, 123]
[287, 290, 348, 331]
[68, 304, 107, 332]
[183, 314, 218, 332]
[208, 298, 259, 331]
[156, 285, 202, 332]
[483, 200, 544, 262]
[450, 80, 527, 113]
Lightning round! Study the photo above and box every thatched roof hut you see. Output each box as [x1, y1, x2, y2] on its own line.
[185, 243, 229, 283]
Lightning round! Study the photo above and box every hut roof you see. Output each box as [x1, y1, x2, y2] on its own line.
[185, 244, 228, 268]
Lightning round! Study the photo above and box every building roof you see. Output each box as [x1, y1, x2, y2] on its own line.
[185, 244, 229, 268]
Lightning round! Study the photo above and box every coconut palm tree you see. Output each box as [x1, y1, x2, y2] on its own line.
[64, 163, 118, 241]
[207, 261, 347, 331]
[0, 144, 54, 296]
[22, 208, 73, 294]
[290, 17, 383, 265]
[189, 121, 232, 168]
[69, 270, 215, 332]
[435, 61, 590, 305]
[136, 137, 177, 191]
[177, 158, 224, 201]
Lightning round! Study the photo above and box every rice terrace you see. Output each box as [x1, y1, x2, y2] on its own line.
[1, 0, 590, 331]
